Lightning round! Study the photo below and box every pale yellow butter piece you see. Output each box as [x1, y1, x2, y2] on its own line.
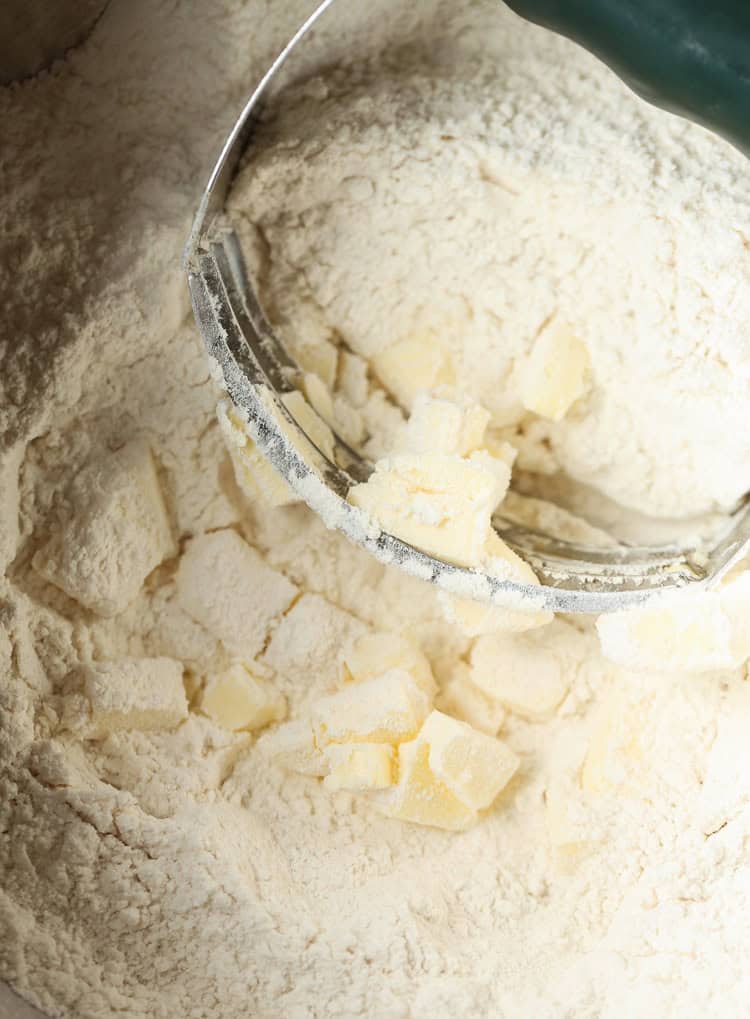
[217, 401, 297, 508]
[372, 334, 455, 408]
[294, 338, 338, 389]
[521, 317, 590, 421]
[466, 449, 512, 502]
[76, 657, 187, 739]
[332, 395, 366, 448]
[419, 710, 519, 810]
[261, 719, 328, 777]
[281, 389, 336, 461]
[348, 453, 500, 567]
[201, 663, 286, 732]
[401, 390, 490, 457]
[312, 668, 430, 746]
[438, 589, 551, 637]
[376, 739, 476, 831]
[323, 742, 395, 791]
[470, 633, 567, 719]
[580, 690, 647, 797]
[438, 531, 552, 636]
[482, 434, 518, 469]
[301, 372, 336, 430]
[438, 666, 506, 736]
[337, 350, 369, 408]
[596, 573, 750, 673]
[484, 530, 543, 587]
[545, 781, 591, 868]
[340, 632, 436, 695]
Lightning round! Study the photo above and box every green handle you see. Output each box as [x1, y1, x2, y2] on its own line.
[504, 0, 750, 156]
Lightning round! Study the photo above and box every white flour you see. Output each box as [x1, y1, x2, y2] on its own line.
[2, 2, 750, 1018]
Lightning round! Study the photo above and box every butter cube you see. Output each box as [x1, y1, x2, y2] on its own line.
[466, 449, 512, 502]
[482, 434, 517, 469]
[376, 738, 477, 831]
[176, 530, 297, 660]
[323, 742, 394, 791]
[419, 710, 519, 810]
[580, 690, 646, 797]
[348, 453, 501, 567]
[217, 401, 297, 507]
[438, 532, 552, 636]
[521, 317, 590, 421]
[281, 389, 336, 461]
[340, 632, 436, 695]
[438, 589, 551, 638]
[597, 574, 750, 673]
[483, 530, 543, 587]
[294, 338, 338, 389]
[301, 372, 336, 430]
[201, 663, 286, 732]
[438, 667, 506, 736]
[401, 391, 490, 457]
[261, 719, 328, 777]
[312, 669, 430, 746]
[545, 781, 591, 867]
[470, 633, 567, 719]
[372, 334, 455, 408]
[33, 440, 176, 617]
[75, 657, 187, 739]
[332, 395, 366, 448]
[337, 350, 369, 408]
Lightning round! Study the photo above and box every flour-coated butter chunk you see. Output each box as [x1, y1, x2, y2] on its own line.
[261, 719, 328, 777]
[466, 450, 512, 503]
[201, 663, 286, 732]
[348, 453, 501, 567]
[545, 781, 591, 866]
[301, 372, 336, 430]
[332, 395, 366, 448]
[372, 334, 455, 408]
[77, 657, 187, 739]
[375, 739, 476, 831]
[340, 631, 436, 695]
[323, 742, 394, 791]
[281, 389, 336, 461]
[470, 633, 567, 719]
[401, 391, 490, 457]
[482, 434, 518, 469]
[580, 690, 647, 797]
[596, 573, 750, 673]
[419, 710, 518, 810]
[294, 338, 338, 389]
[217, 401, 297, 508]
[438, 666, 506, 736]
[521, 317, 590, 421]
[483, 530, 542, 587]
[312, 669, 430, 746]
[445, 530, 554, 634]
[176, 529, 297, 659]
[33, 439, 176, 617]
[338, 350, 370, 408]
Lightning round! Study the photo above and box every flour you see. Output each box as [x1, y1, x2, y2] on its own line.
[2, 2, 750, 1019]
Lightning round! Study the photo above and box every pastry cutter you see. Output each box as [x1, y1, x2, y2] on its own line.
[184, 0, 750, 615]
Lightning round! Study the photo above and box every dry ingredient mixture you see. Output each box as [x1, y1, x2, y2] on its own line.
[3, 2, 750, 1018]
